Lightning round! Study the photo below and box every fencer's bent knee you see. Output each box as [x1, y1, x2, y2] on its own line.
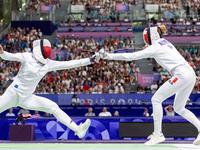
[49, 102, 59, 114]
[151, 94, 164, 105]
[173, 105, 183, 114]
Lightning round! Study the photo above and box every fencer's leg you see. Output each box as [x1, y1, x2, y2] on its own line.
[173, 78, 200, 145]
[53, 108, 78, 132]
[151, 78, 182, 135]
[0, 87, 19, 114]
[173, 79, 200, 131]
[19, 94, 78, 132]
[145, 76, 186, 146]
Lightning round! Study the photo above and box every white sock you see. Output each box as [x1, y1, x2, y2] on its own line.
[177, 108, 200, 132]
[53, 108, 78, 132]
[152, 102, 163, 135]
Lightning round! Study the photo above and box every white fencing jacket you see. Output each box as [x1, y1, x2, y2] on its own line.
[0, 51, 91, 99]
[104, 38, 192, 75]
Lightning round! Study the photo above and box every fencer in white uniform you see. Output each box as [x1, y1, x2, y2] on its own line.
[0, 39, 100, 138]
[99, 25, 200, 146]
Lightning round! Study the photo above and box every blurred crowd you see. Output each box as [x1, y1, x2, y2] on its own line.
[34, 58, 140, 94]
[53, 35, 134, 50]
[182, 0, 200, 16]
[20, 0, 61, 20]
[144, 0, 179, 10]
[1, 27, 43, 53]
[71, 0, 136, 20]
[150, 17, 200, 36]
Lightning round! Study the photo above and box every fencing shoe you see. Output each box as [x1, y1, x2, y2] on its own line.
[144, 132, 165, 146]
[193, 132, 200, 145]
[75, 119, 91, 138]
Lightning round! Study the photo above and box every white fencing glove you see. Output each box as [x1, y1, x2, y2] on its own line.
[99, 48, 108, 59]
[90, 52, 100, 63]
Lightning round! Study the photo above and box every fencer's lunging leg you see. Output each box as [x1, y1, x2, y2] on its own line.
[0, 86, 19, 113]
[19, 94, 78, 132]
[174, 78, 200, 131]
[53, 108, 78, 131]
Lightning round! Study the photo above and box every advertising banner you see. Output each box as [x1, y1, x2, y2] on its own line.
[50, 50, 68, 60]
[71, 5, 85, 13]
[116, 5, 129, 12]
[138, 74, 159, 87]
[41, 5, 54, 13]
[145, 4, 159, 12]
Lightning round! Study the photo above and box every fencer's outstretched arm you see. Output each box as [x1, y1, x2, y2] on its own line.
[102, 46, 155, 61]
[47, 58, 91, 71]
[0, 46, 26, 62]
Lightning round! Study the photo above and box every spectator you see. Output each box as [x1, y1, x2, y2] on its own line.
[143, 108, 149, 117]
[190, 45, 197, 55]
[24, 45, 31, 52]
[186, 99, 192, 105]
[89, 27, 93, 32]
[83, 98, 91, 105]
[151, 80, 158, 93]
[40, 86, 47, 94]
[44, 112, 52, 117]
[68, 26, 73, 32]
[98, 21, 103, 26]
[114, 111, 119, 116]
[83, 81, 91, 92]
[6, 108, 15, 117]
[186, 3, 190, 16]
[54, 37, 60, 47]
[192, 86, 199, 93]
[127, 26, 132, 31]
[85, 21, 90, 26]
[109, 11, 115, 21]
[115, 83, 124, 93]
[82, 27, 86, 32]
[130, 88, 135, 93]
[107, 26, 111, 32]
[157, 75, 164, 88]
[85, 108, 95, 116]
[86, 2, 91, 14]
[98, 37, 104, 45]
[31, 110, 41, 118]
[76, 22, 81, 26]
[137, 84, 142, 91]
[114, 26, 120, 31]
[99, 107, 112, 117]
[56, 53, 61, 61]
[142, 100, 148, 105]
[164, 105, 175, 116]
[116, 11, 121, 20]
[71, 94, 80, 105]
[18, 108, 30, 115]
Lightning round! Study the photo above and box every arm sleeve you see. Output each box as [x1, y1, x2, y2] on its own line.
[104, 46, 155, 61]
[47, 58, 91, 71]
[0, 51, 26, 62]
